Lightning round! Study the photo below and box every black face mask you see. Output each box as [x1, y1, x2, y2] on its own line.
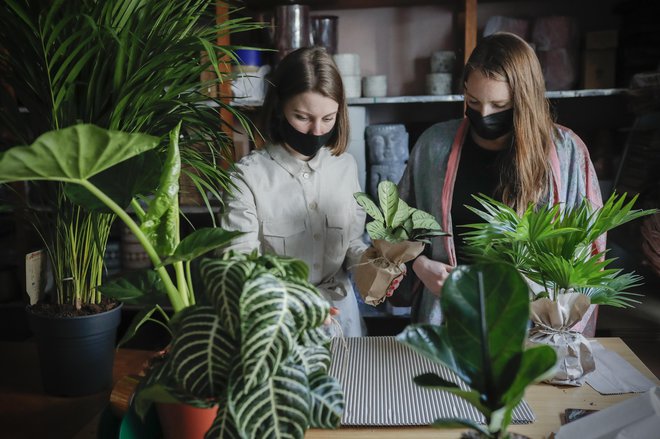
[465, 106, 514, 140]
[280, 117, 334, 157]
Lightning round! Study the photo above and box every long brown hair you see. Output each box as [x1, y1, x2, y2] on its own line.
[261, 46, 349, 155]
[463, 32, 555, 211]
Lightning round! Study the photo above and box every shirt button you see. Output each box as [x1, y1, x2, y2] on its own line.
[313, 263, 321, 270]
[309, 201, 318, 210]
[313, 233, 321, 240]
[302, 172, 310, 179]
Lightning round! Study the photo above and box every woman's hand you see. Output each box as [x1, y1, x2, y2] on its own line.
[412, 255, 453, 296]
[386, 263, 407, 297]
[324, 306, 340, 326]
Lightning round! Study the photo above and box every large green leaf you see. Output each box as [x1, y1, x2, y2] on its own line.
[64, 150, 162, 211]
[229, 361, 311, 439]
[378, 180, 399, 227]
[440, 264, 530, 400]
[140, 123, 181, 256]
[283, 278, 330, 334]
[0, 124, 160, 183]
[99, 269, 166, 304]
[396, 324, 459, 372]
[200, 256, 254, 338]
[353, 192, 384, 223]
[308, 372, 344, 429]
[161, 228, 243, 265]
[206, 405, 242, 439]
[240, 274, 295, 390]
[291, 344, 331, 377]
[413, 372, 487, 415]
[169, 306, 238, 400]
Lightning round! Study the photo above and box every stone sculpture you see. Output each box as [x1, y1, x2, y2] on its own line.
[366, 124, 409, 200]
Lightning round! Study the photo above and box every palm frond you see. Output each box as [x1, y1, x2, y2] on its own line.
[462, 192, 656, 308]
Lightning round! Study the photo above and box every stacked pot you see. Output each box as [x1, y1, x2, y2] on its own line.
[333, 53, 361, 98]
[426, 50, 455, 95]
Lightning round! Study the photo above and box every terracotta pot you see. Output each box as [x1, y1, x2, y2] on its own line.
[156, 403, 218, 439]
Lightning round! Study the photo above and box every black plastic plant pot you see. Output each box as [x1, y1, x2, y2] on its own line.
[27, 303, 123, 397]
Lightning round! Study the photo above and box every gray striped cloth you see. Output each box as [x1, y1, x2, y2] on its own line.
[329, 336, 535, 426]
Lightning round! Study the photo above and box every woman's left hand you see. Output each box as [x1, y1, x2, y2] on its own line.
[324, 306, 340, 326]
[386, 263, 407, 297]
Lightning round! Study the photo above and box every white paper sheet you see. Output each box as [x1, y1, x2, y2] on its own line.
[556, 386, 660, 439]
[585, 341, 656, 395]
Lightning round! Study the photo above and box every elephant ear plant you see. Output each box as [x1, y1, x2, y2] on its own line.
[0, 124, 240, 329]
[134, 251, 344, 438]
[0, 0, 260, 311]
[397, 263, 557, 439]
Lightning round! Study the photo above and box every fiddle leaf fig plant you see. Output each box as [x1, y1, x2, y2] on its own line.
[133, 251, 344, 438]
[397, 263, 557, 439]
[461, 193, 657, 306]
[354, 180, 448, 243]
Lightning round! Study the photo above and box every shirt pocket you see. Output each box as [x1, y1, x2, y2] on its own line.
[325, 213, 346, 262]
[261, 219, 306, 257]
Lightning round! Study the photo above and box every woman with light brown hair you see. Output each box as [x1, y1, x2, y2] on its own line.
[221, 46, 368, 336]
[399, 32, 603, 324]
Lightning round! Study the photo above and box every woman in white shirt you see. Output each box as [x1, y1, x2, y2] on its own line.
[220, 46, 368, 337]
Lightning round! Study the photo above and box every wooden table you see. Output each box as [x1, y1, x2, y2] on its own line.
[0, 338, 657, 439]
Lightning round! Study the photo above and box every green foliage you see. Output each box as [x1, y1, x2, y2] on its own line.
[0, 124, 342, 437]
[0, 0, 260, 307]
[397, 263, 557, 439]
[461, 193, 657, 307]
[0, 124, 240, 315]
[134, 251, 344, 439]
[354, 180, 448, 243]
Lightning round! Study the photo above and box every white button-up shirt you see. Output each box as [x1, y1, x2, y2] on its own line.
[220, 143, 368, 336]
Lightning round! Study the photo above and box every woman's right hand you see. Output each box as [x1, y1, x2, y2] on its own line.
[412, 255, 453, 296]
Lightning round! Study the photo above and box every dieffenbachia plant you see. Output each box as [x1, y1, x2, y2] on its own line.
[134, 251, 344, 437]
[398, 263, 557, 439]
[460, 193, 657, 306]
[354, 180, 448, 243]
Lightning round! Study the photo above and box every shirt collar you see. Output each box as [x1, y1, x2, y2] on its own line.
[266, 143, 327, 175]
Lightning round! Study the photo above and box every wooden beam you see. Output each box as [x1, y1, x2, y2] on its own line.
[464, 0, 477, 66]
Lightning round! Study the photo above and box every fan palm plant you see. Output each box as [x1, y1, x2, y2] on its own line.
[461, 192, 657, 307]
[0, 0, 260, 309]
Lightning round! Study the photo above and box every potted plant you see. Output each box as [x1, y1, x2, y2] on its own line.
[397, 262, 557, 439]
[0, 124, 343, 438]
[133, 250, 344, 438]
[353, 180, 449, 305]
[460, 193, 657, 384]
[0, 0, 259, 395]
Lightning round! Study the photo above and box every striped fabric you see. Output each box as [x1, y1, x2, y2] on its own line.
[329, 336, 535, 426]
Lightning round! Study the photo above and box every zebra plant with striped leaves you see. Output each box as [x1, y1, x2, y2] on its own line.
[133, 251, 344, 438]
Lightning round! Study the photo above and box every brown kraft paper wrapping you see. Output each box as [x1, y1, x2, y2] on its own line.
[354, 239, 425, 306]
[527, 292, 595, 386]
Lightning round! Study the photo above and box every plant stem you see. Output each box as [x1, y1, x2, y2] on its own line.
[185, 261, 194, 305]
[80, 181, 185, 312]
